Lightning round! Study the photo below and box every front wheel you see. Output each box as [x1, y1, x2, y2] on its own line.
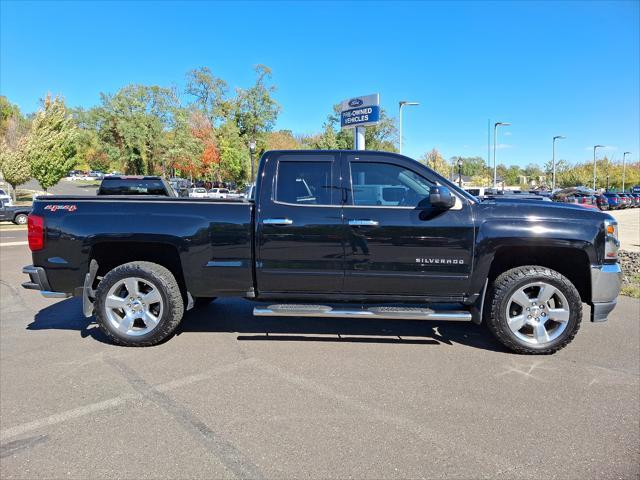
[14, 213, 28, 225]
[94, 261, 184, 346]
[485, 266, 582, 354]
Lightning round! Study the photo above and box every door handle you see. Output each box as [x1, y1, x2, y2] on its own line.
[263, 218, 293, 225]
[348, 219, 379, 226]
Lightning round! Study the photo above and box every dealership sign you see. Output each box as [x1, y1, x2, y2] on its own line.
[340, 93, 380, 129]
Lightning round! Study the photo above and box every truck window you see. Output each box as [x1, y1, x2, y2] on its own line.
[99, 178, 168, 196]
[276, 161, 333, 205]
[349, 162, 433, 207]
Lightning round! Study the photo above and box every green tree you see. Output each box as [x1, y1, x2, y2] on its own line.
[91, 85, 178, 175]
[0, 139, 30, 201]
[504, 165, 522, 186]
[233, 64, 280, 142]
[450, 156, 487, 177]
[185, 67, 229, 126]
[27, 95, 78, 191]
[420, 148, 449, 176]
[216, 120, 249, 184]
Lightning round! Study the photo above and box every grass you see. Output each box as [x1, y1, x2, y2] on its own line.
[621, 273, 640, 299]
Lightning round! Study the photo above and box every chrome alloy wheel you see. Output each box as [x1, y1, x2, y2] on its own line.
[505, 281, 570, 345]
[104, 277, 163, 336]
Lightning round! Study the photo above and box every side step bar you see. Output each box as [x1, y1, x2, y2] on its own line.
[253, 304, 472, 321]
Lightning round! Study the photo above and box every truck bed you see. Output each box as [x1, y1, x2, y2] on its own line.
[29, 195, 254, 298]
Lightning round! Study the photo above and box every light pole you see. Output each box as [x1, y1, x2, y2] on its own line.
[622, 151, 631, 191]
[592, 145, 604, 191]
[493, 122, 510, 189]
[457, 158, 464, 187]
[552, 135, 566, 191]
[398, 101, 419, 154]
[249, 139, 257, 182]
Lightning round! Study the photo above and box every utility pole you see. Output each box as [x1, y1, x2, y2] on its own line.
[592, 145, 604, 191]
[622, 151, 631, 191]
[552, 135, 566, 191]
[398, 101, 419, 154]
[493, 122, 510, 189]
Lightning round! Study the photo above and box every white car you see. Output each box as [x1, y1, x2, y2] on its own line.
[207, 188, 229, 199]
[188, 188, 209, 199]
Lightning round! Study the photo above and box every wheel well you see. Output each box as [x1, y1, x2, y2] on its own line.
[488, 246, 591, 303]
[90, 242, 187, 296]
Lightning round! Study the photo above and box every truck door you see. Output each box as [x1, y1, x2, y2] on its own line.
[256, 152, 344, 294]
[340, 152, 475, 298]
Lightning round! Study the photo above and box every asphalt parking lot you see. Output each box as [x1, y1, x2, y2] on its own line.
[1, 230, 639, 479]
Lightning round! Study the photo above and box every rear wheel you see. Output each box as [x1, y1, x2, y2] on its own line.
[485, 265, 582, 354]
[14, 213, 28, 225]
[95, 261, 184, 346]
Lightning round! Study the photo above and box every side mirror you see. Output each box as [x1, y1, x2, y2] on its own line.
[427, 186, 456, 210]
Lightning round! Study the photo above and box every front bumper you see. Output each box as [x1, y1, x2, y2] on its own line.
[590, 263, 622, 322]
[22, 265, 71, 299]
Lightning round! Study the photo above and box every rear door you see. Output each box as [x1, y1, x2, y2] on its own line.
[256, 152, 344, 294]
[340, 152, 475, 298]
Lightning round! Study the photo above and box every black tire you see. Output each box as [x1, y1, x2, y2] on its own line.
[193, 297, 216, 308]
[485, 265, 582, 354]
[94, 261, 184, 346]
[14, 213, 28, 225]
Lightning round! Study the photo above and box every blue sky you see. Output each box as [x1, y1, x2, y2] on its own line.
[1, 0, 638, 166]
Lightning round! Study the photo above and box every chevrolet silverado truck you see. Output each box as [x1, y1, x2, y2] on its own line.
[21, 150, 622, 354]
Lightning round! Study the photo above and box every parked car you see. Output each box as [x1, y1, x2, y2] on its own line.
[98, 176, 176, 197]
[0, 188, 13, 206]
[22, 150, 622, 355]
[621, 193, 638, 208]
[602, 193, 623, 210]
[188, 187, 209, 198]
[242, 183, 256, 200]
[207, 188, 229, 199]
[551, 188, 598, 209]
[89, 171, 105, 180]
[595, 194, 609, 211]
[0, 199, 30, 224]
[631, 193, 640, 207]
[617, 193, 632, 209]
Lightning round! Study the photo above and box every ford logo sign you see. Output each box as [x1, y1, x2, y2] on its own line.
[348, 98, 363, 107]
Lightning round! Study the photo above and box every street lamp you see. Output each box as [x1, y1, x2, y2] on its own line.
[552, 135, 566, 191]
[398, 101, 419, 154]
[249, 139, 257, 182]
[457, 158, 464, 187]
[493, 122, 510, 189]
[592, 145, 604, 191]
[622, 151, 631, 191]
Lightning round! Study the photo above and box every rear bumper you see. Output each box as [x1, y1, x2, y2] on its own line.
[22, 265, 71, 299]
[590, 263, 622, 322]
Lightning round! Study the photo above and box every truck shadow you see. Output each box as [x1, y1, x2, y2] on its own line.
[27, 298, 508, 352]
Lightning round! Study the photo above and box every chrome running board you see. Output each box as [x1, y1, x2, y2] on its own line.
[253, 304, 472, 321]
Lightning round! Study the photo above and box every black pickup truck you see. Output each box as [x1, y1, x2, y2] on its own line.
[22, 150, 622, 354]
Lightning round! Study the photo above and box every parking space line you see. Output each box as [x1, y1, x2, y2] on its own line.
[0, 357, 256, 443]
[0, 241, 28, 247]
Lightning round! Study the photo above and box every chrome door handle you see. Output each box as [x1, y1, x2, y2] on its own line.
[263, 218, 293, 225]
[348, 219, 379, 226]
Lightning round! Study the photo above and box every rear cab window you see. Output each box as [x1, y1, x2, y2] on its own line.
[275, 155, 335, 206]
[99, 178, 169, 196]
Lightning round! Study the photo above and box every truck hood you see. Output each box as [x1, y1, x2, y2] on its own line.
[476, 198, 612, 223]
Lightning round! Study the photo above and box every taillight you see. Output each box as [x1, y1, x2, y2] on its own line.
[580, 197, 587, 204]
[28, 214, 44, 251]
